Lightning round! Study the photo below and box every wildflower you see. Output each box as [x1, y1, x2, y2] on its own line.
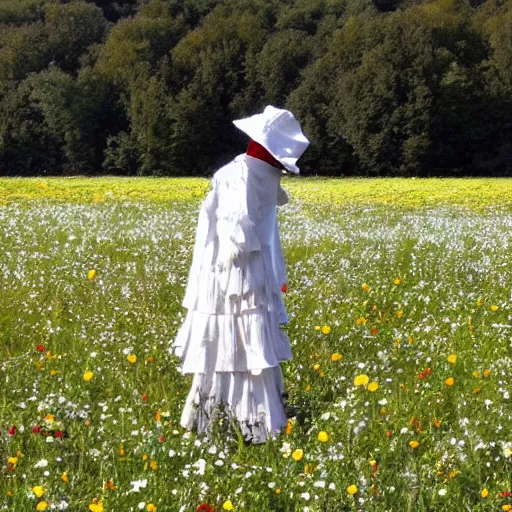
[83, 371, 94, 382]
[147, 505, 157, 512]
[447, 354, 457, 364]
[285, 421, 293, 435]
[318, 431, 329, 443]
[275, 489, 281, 494]
[356, 317, 367, 325]
[481, 488, 489, 498]
[472, 371, 481, 377]
[490, 305, 499, 311]
[150, 460, 158, 471]
[222, 500, 234, 511]
[331, 353, 342, 361]
[445, 377, 455, 386]
[394, 278, 401, 285]
[32, 486, 45, 498]
[321, 325, 331, 335]
[409, 441, 420, 449]
[347, 485, 358, 495]
[61, 472, 68, 483]
[312, 363, 320, 371]
[433, 419, 441, 428]
[88, 270, 97, 280]
[305, 463, 316, 474]
[8, 426, 16, 435]
[503, 506, 512, 512]
[385, 431, 392, 438]
[292, 449, 304, 461]
[504, 447, 512, 458]
[476, 299, 483, 306]
[483, 369, 491, 377]
[368, 382, 379, 392]
[7, 457, 18, 465]
[354, 374, 370, 387]
[281, 284, 288, 293]
[36, 344, 46, 352]
[305, 385, 311, 391]
[473, 387, 481, 394]
[127, 354, 137, 363]
[314, 326, 321, 331]
[36, 502, 48, 511]
[370, 327, 378, 336]
[89, 502, 104, 512]
[361, 283, 370, 291]
[396, 311, 404, 319]
[196, 505, 215, 512]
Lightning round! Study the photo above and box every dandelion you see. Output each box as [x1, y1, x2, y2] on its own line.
[88, 270, 97, 280]
[150, 460, 158, 471]
[447, 354, 457, 364]
[473, 387, 481, 394]
[490, 305, 499, 311]
[356, 317, 367, 325]
[361, 283, 370, 291]
[292, 449, 304, 461]
[89, 502, 104, 512]
[275, 489, 281, 494]
[127, 354, 137, 363]
[483, 369, 491, 377]
[347, 485, 358, 495]
[354, 374, 370, 387]
[312, 363, 320, 371]
[305, 385, 311, 391]
[317, 431, 329, 442]
[321, 325, 331, 335]
[445, 377, 455, 386]
[396, 311, 404, 318]
[481, 489, 489, 498]
[472, 371, 481, 377]
[147, 505, 157, 512]
[394, 278, 401, 285]
[36, 502, 48, 511]
[222, 500, 234, 510]
[285, 421, 293, 435]
[83, 371, 94, 382]
[32, 486, 45, 498]
[368, 382, 379, 392]
[503, 506, 512, 512]
[314, 326, 321, 331]
[331, 353, 342, 361]
[409, 441, 420, 449]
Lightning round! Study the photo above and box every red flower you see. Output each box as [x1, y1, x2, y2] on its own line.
[32, 425, 42, 434]
[425, 368, 431, 376]
[141, 393, 149, 402]
[8, 426, 16, 435]
[55, 430, 64, 438]
[158, 435, 165, 443]
[197, 505, 215, 512]
[418, 372, 425, 380]
[36, 344, 46, 352]
[500, 491, 512, 497]
[281, 284, 288, 293]
[370, 327, 378, 336]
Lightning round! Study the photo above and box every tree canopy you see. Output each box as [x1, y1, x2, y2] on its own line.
[1, 0, 511, 176]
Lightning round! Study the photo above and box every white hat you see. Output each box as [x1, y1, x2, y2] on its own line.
[233, 105, 310, 174]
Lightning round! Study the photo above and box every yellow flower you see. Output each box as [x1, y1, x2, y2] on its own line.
[472, 371, 481, 378]
[147, 505, 157, 512]
[61, 472, 69, 483]
[7, 457, 17, 465]
[447, 354, 457, 364]
[312, 363, 320, 371]
[119, 444, 125, 456]
[292, 449, 304, 461]
[367, 381, 379, 392]
[481, 488, 489, 498]
[285, 421, 293, 435]
[356, 317, 367, 325]
[396, 310, 404, 319]
[445, 377, 455, 386]
[127, 354, 137, 363]
[473, 387, 481, 394]
[83, 371, 94, 382]
[142, 454, 148, 461]
[503, 506, 512, 512]
[318, 431, 329, 443]
[275, 489, 281, 494]
[409, 440, 420, 449]
[477, 299, 483, 307]
[50, 369, 59, 376]
[433, 418, 441, 428]
[321, 325, 331, 335]
[223, 500, 234, 511]
[32, 486, 45, 498]
[89, 502, 104, 512]
[87, 269, 96, 280]
[45, 414, 54, 423]
[318, 371, 325, 377]
[305, 384, 311, 391]
[354, 374, 370, 387]
[394, 278, 401, 285]
[150, 460, 158, 471]
[331, 352, 342, 361]
[347, 485, 358, 495]
[314, 326, 321, 331]
[361, 283, 370, 291]
[490, 305, 499, 311]
[304, 463, 317, 474]
[369, 459, 377, 467]
[36, 502, 48, 511]
[483, 369, 491, 377]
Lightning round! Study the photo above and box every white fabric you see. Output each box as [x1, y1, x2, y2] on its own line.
[233, 106, 310, 174]
[174, 153, 291, 442]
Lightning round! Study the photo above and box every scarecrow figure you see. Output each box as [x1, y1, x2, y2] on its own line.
[173, 106, 309, 443]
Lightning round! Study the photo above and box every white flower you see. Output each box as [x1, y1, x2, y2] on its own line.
[168, 449, 176, 457]
[320, 412, 331, 421]
[314, 481, 325, 488]
[438, 489, 447, 496]
[301, 492, 310, 501]
[328, 483, 336, 490]
[193, 458, 206, 476]
[378, 399, 388, 406]
[138, 502, 146, 510]
[129, 479, 147, 493]
[34, 459, 48, 468]
[280, 442, 292, 458]
[268, 482, 276, 489]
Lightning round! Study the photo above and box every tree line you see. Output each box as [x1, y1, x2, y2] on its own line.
[0, 0, 511, 177]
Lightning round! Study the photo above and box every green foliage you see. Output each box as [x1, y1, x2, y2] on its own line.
[0, 0, 512, 175]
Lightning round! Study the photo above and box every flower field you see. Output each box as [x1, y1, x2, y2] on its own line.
[1, 177, 512, 511]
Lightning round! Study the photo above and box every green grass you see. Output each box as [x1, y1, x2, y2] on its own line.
[1, 177, 512, 511]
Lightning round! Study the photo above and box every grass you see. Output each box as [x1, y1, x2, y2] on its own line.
[1, 177, 512, 511]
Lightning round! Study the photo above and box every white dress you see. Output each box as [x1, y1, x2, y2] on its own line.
[173, 153, 291, 443]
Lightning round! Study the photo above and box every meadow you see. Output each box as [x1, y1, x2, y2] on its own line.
[1, 176, 512, 512]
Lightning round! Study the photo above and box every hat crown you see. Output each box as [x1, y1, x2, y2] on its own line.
[233, 105, 309, 174]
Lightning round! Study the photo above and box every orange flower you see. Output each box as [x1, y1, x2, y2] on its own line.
[445, 377, 455, 386]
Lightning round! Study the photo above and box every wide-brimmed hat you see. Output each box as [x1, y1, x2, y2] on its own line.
[233, 105, 310, 174]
